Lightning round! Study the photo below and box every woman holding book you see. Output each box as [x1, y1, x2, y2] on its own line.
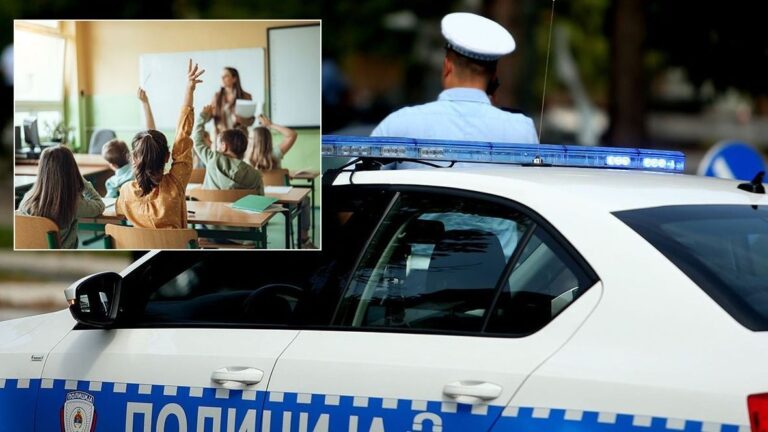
[210, 67, 255, 139]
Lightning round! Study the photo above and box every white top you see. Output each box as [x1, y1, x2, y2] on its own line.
[441, 12, 516, 61]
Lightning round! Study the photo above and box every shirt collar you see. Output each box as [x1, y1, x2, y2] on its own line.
[437, 87, 491, 104]
[116, 164, 132, 176]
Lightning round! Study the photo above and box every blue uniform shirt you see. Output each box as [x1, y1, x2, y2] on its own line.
[371, 88, 538, 169]
[104, 164, 134, 198]
[371, 87, 538, 143]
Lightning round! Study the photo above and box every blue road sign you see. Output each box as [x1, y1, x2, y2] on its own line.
[698, 141, 766, 181]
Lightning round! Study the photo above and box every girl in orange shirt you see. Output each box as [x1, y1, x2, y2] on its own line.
[116, 60, 205, 228]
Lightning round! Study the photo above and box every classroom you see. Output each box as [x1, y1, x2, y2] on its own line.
[13, 20, 321, 250]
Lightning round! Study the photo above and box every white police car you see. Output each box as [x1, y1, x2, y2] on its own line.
[1, 136, 767, 432]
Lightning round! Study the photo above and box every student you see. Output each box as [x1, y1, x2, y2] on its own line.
[193, 104, 263, 193]
[246, 115, 316, 249]
[101, 87, 157, 198]
[245, 115, 297, 170]
[116, 60, 204, 229]
[17, 146, 105, 249]
[101, 139, 132, 198]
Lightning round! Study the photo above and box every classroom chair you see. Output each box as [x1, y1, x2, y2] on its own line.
[262, 168, 290, 186]
[189, 168, 206, 184]
[14, 215, 60, 249]
[88, 129, 117, 155]
[104, 224, 198, 249]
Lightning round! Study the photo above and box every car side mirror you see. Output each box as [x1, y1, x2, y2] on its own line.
[64, 272, 122, 328]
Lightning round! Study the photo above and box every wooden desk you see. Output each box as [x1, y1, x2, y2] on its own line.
[290, 170, 320, 180]
[186, 184, 310, 249]
[73, 154, 111, 167]
[13, 175, 36, 208]
[14, 176, 36, 190]
[290, 170, 320, 244]
[266, 187, 310, 204]
[15, 158, 113, 196]
[267, 187, 310, 249]
[187, 183, 310, 249]
[14, 164, 109, 177]
[80, 201, 276, 248]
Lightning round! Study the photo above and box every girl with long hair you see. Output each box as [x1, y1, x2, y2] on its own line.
[245, 114, 316, 248]
[116, 59, 204, 228]
[244, 114, 297, 170]
[17, 146, 105, 248]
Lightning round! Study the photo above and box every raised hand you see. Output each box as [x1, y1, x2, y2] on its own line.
[201, 104, 214, 120]
[184, 59, 206, 108]
[187, 59, 205, 91]
[258, 114, 272, 128]
[137, 87, 149, 103]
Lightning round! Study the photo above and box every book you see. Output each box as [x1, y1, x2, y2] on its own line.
[230, 195, 278, 213]
[228, 203, 287, 214]
[235, 99, 259, 118]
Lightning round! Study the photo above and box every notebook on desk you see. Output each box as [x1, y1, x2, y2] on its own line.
[230, 195, 278, 213]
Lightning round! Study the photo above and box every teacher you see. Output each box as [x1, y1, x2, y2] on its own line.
[211, 67, 255, 137]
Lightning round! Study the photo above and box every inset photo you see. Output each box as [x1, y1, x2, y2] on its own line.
[13, 20, 320, 250]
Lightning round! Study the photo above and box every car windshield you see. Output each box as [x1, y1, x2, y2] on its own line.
[614, 205, 768, 331]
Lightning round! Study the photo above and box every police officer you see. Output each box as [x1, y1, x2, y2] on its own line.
[371, 12, 538, 145]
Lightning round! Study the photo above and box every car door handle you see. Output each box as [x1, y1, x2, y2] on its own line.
[211, 367, 264, 385]
[443, 381, 503, 404]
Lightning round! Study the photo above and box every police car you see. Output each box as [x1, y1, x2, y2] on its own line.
[1, 136, 767, 432]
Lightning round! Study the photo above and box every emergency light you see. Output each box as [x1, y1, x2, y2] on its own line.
[322, 136, 686, 172]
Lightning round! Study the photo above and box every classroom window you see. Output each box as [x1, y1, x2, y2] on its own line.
[14, 28, 65, 104]
[14, 111, 63, 139]
[14, 23, 66, 141]
[20, 20, 60, 30]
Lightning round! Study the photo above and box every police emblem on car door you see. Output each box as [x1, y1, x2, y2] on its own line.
[61, 391, 96, 432]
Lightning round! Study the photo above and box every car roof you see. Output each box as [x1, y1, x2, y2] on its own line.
[333, 166, 768, 213]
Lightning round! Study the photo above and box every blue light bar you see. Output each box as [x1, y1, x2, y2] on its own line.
[322, 135, 686, 172]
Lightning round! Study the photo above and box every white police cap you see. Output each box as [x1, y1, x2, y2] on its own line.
[441, 12, 516, 62]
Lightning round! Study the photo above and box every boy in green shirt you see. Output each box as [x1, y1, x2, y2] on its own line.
[193, 105, 263, 193]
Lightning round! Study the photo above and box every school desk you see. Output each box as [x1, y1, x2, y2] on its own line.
[78, 201, 277, 248]
[13, 175, 36, 208]
[186, 184, 311, 249]
[15, 153, 109, 167]
[290, 170, 320, 243]
[14, 169, 111, 210]
[15, 155, 112, 195]
[268, 186, 311, 249]
[14, 164, 109, 176]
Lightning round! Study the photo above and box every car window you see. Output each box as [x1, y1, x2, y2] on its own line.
[486, 226, 597, 335]
[335, 192, 535, 334]
[117, 186, 397, 328]
[615, 205, 768, 331]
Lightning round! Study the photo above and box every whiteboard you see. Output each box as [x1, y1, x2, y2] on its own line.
[268, 25, 321, 127]
[139, 48, 265, 130]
